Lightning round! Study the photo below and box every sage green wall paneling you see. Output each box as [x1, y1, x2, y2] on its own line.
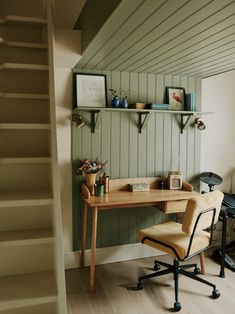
[178, 76, 187, 180]
[171, 75, 181, 171]
[155, 75, 164, 176]
[187, 77, 196, 181]
[146, 74, 156, 177]
[72, 71, 201, 250]
[138, 73, 147, 177]
[129, 72, 139, 178]
[120, 72, 130, 178]
[163, 75, 173, 176]
[194, 78, 202, 190]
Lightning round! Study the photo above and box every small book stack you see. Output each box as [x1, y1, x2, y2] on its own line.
[146, 103, 170, 110]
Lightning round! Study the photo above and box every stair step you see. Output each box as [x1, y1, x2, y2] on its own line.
[0, 302, 57, 314]
[0, 191, 53, 207]
[0, 123, 50, 129]
[0, 37, 47, 49]
[0, 228, 54, 247]
[0, 15, 47, 25]
[0, 63, 48, 71]
[0, 92, 49, 99]
[0, 157, 51, 164]
[0, 271, 57, 311]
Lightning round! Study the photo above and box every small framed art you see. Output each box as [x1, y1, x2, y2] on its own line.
[74, 73, 107, 108]
[166, 86, 185, 111]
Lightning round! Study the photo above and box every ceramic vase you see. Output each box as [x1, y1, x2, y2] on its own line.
[85, 173, 97, 195]
[121, 98, 128, 109]
[111, 96, 120, 108]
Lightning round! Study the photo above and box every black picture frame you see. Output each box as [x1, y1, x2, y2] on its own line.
[166, 86, 185, 111]
[73, 72, 107, 108]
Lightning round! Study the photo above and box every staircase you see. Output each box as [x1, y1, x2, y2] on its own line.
[0, 0, 67, 313]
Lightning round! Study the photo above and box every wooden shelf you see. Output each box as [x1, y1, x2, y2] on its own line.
[0, 228, 54, 247]
[0, 63, 48, 71]
[73, 107, 213, 134]
[0, 271, 57, 311]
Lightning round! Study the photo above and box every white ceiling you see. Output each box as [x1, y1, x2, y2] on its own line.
[77, 0, 235, 78]
[54, 0, 86, 28]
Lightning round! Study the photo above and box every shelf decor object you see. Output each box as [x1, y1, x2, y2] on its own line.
[73, 72, 107, 108]
[166, 86, 186, 111]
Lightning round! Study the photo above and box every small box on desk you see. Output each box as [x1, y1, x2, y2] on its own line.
[129, 183, 150, 192]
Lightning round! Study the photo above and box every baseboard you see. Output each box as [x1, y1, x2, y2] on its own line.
[64, 243, 164, 270]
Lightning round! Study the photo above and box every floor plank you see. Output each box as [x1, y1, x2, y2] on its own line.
[66, 254, 235, 314]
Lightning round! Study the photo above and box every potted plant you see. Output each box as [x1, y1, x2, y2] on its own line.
[77, 158, 107, 194]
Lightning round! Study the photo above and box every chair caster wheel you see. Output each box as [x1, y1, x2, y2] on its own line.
[137, 281, 144, 290]
[212, 289, 220, 299]
[174, 301, 181, 311]
[154, 262, 161, 271]
[194, 267, 201, 275]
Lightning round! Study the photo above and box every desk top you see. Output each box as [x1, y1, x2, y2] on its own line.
[82, 188, 199, 209]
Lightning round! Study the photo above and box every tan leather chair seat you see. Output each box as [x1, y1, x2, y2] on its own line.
[139, 221, 210, 260]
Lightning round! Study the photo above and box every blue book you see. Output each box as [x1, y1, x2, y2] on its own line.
[185, 93, 195, 111]
[146, 103, 170, 110]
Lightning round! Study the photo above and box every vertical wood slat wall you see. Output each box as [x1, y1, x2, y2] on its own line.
[72, 69, 202, 250]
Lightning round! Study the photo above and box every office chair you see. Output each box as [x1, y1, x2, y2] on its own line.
[137, 190, 224, 312]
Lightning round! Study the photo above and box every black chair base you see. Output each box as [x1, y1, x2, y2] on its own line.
[137, 258, 220, 312]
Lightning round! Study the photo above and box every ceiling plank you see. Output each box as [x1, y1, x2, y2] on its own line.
[118, 0, 235, 72]
[77, 0, 144, 68]
[76, 0, 235, 78]
[83, 0, 168, 69]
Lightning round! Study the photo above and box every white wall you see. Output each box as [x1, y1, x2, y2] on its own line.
[54, 29, 81, 259]
[53, 0, 86, 263]
[201, 70, 235, 193]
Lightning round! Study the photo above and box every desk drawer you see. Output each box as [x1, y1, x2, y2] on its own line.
[159, 200, 188, 214]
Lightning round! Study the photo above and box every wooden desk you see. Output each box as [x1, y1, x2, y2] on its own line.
[80, 177, 199, 291]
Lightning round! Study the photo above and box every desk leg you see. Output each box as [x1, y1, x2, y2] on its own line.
[81, 203, 88, 268]
[199, 252, 205, 274]
[90, 206, 98, 292]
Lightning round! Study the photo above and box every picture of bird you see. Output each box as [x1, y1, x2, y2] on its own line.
[171, 92, 182, 104]
[168, 88, 185, 110]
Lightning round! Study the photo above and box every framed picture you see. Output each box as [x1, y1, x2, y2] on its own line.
[166, 86, 185, 111]
[74, 73, 107, 108]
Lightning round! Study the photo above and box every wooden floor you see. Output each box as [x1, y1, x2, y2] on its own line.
[66, 254, 235, 314]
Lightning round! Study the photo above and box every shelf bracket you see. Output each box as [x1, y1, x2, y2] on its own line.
[138, 112, 150, 134]
[180, 113, 194, 134]
[90, 110, 100, 133]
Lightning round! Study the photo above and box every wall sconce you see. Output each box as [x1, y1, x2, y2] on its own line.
[194, 118, 206, 130]
[72, 114, 85, 128]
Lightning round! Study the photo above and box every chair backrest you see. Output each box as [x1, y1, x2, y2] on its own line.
[182, 190, 224, 235]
